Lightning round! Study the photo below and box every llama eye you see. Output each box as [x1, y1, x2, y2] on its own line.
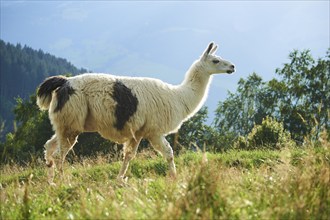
[212, 60, 220, 64]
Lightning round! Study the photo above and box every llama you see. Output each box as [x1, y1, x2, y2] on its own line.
[37, 42, 235, 184]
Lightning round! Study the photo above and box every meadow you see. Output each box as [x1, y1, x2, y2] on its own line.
[1, 139, 329, 220]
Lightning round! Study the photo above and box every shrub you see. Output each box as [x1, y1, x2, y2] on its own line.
[234, 116, 294, 150]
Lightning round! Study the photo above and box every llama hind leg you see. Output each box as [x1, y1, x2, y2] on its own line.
[149, 136, 176, 178]
[44, 134, 58, 184]
[57, 133, 79, 175]
[117, 138, 142, 183]
[45, 134, 58, 167]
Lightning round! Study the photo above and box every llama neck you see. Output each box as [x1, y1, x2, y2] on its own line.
[177, 61, 212, 117]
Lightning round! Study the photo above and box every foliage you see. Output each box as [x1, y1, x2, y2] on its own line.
[1, 95, 53, 163]
[234, 116, 294, 150]
[274, 49, 330, 142]
[214, 73, 268, 136]
[1, 140, 329, 219]
[214, 49, 330, 146]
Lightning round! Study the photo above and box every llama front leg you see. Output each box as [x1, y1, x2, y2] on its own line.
[117, 138, 141, 183]
[149, 136, 177, 178]
[44, 134, 58, 185]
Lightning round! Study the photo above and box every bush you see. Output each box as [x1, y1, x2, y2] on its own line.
[234, 116, 294, 150]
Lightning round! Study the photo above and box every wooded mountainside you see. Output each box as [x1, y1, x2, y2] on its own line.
[0, 39, 88, 134]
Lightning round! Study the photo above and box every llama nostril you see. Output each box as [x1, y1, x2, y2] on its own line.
[230, 65, 235, 69]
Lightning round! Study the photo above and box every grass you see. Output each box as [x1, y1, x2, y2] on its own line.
[1, 143, 329, 219]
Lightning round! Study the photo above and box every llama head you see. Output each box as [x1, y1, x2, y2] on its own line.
[199, 42, 235, 74]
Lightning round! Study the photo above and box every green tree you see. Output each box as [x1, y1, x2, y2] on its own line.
[214, 49, 330, 146]
[274, 49, 330, 142]
[1, 95, 53, 163]
[213, 73, 271, 148]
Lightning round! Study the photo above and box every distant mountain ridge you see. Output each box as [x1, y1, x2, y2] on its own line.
[0, 39, 88, 134]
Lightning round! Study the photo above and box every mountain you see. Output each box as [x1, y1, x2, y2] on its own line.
[0, 39, 88, 135]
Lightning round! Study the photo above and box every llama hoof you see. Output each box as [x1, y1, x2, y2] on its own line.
[48, 181, 57, 187]
[46, 160, 53, 168]
[116, 176, 128, 187]
[169, 174, 177, 181]
[167, 170, 177, 181]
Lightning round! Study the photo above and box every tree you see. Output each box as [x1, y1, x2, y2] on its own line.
[213, 73, 270, 147]
[1, 95, 53, 163]
[274, 49, 330, 142]
[213, 49, 330, 146]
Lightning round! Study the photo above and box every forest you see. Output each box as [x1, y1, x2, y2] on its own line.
[0, 40, 329, 164]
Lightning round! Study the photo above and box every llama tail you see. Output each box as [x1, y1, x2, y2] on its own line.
[36, 75, 73, 111]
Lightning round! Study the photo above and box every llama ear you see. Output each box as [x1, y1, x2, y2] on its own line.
[201, 42, 214, 60]
[209, 44, 218, 55]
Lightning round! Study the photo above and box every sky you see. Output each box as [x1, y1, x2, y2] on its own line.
[1, 1, 329, 122]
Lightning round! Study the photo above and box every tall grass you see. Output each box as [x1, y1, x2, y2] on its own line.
[1, 141, 329, 219]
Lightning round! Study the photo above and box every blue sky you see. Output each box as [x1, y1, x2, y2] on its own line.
[1, 1, 329, 122]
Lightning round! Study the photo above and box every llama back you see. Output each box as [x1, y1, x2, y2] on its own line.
[69, 74, 122, 133]
[69, 74, 189, 136]
[37, 73, 196, 140]
[61, 74, 141, 141]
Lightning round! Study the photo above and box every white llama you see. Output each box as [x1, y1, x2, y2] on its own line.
[37, 42, 235, 184]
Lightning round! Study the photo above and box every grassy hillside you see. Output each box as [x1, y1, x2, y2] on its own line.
[1, 142, 329, 219]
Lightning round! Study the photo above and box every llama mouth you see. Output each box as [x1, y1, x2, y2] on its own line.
[227, 70, 235, 74]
